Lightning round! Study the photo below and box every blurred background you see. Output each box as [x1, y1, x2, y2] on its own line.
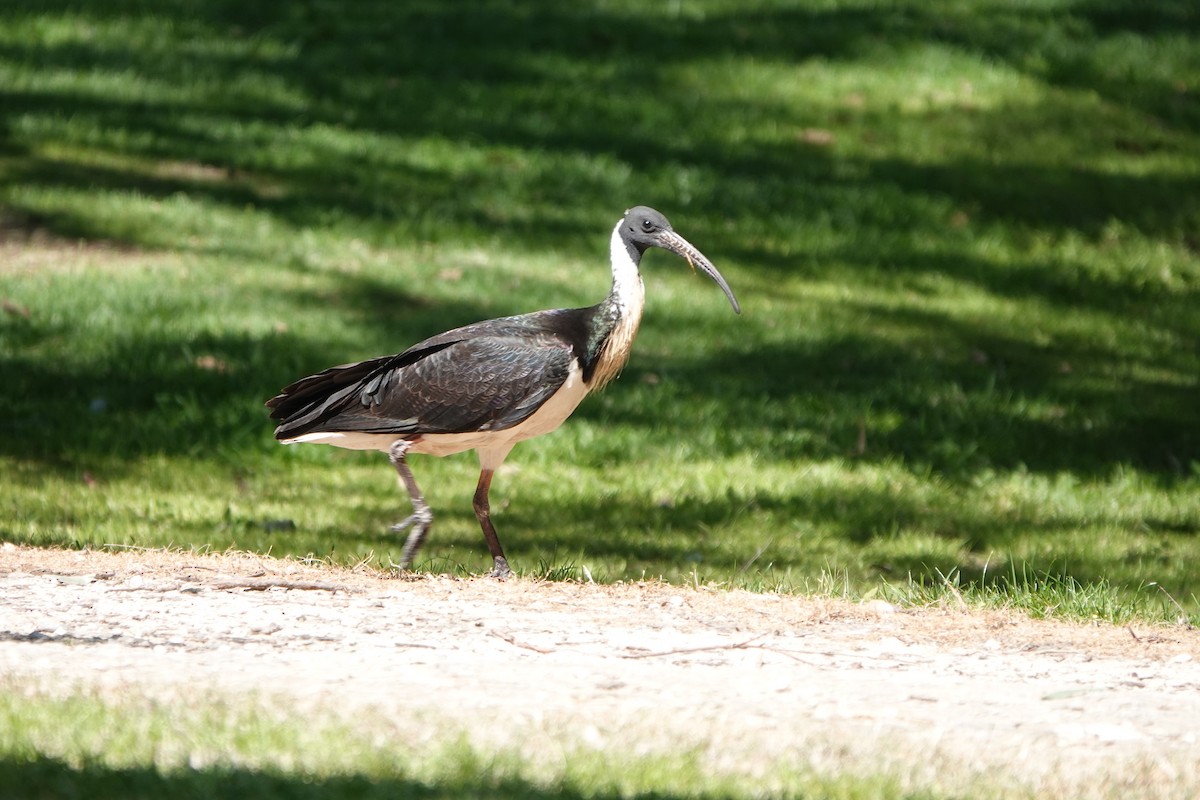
[1, 0, 1197, 618]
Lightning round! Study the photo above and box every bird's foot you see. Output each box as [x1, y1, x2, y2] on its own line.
[390, 516, 418, 534]
[487, 556, 512, 580]
[383, 558, 423, 579]
[388, 510, 432, 574]
[390, 505, 433, 535]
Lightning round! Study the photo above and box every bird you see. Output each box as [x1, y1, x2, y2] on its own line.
[266, 206, 741, 578]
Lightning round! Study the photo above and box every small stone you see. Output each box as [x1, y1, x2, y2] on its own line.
[864, 599, 897, 617]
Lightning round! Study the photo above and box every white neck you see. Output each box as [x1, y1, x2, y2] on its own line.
[590, 223, 647, 389]
[609, 223, 645, 315]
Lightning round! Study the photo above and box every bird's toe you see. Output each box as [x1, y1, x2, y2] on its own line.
[487, 557, 513, 579]
[390, 516, 418, 534]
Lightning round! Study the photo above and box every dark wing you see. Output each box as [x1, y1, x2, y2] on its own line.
[266, 320, 576, 440]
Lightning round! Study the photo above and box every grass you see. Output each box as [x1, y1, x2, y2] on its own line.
[3, 2, 1199, 795]
[0, 683, 976, 800]
[2, 0, 1199, 629]
[872, 563, 1195, 625]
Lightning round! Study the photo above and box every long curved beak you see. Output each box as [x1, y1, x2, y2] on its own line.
[656, 231, 742, 315]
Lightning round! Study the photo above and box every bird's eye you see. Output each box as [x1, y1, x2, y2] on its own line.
[641, 219, 654, 232]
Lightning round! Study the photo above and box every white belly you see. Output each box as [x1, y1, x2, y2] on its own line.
[281, 362, 591, 466]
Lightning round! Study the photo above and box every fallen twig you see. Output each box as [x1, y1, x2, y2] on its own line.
[109, 583, 183, 593]
[619, 633, 932, 669]
[211, 579, 350, 593]
[621, 632, 772, 659]
[490, 630, 556, 654]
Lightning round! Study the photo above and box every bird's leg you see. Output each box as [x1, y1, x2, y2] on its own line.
[388, 439, 432, 570]
[473, 468, 511, 579]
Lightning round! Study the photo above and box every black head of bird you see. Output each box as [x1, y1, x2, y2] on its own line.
[619, 206, 741, 316]
[266, 206, 740, 578]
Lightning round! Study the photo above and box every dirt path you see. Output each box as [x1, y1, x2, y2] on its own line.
[2, 544, 1199, 797]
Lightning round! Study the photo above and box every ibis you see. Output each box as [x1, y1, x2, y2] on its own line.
[266, 206, 741, 577]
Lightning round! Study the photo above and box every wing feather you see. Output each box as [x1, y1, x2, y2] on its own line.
[267, 320, 576, 441]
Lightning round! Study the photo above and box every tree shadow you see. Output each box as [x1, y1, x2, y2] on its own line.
[594, 320, 1198, 480]
[0, 755, 671, 800]
[0, 272, 503, 474]
[2, 0, 1195, 242]
[1, 0, 1197, 570]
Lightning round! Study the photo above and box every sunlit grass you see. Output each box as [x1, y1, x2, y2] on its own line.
[0, 684, 962, 800]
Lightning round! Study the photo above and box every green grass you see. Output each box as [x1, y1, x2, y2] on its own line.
[2, 0, 1199, 627]
[0, 685, 966, 800]
[870, 563, 1195, 625]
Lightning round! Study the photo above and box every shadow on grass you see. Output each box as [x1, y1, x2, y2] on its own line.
[1, 0, 1197, 577]
[603, 326, 1199, 479]
[0, 273, 504, 473]
[6, 316, 1192, 480]
[0, 756, 648, 800]
[1, 0, 1197, 240]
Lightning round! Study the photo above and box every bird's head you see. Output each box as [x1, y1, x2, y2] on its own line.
[620, 206, 741, 315]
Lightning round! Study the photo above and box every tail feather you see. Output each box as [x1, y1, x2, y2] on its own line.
[266, 356, 391, 440]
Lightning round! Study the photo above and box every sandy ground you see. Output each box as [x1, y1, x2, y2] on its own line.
[2, 544, 1199, 797]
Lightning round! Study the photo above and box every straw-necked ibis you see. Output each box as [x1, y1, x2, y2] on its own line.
[266, 206, 740, 577]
